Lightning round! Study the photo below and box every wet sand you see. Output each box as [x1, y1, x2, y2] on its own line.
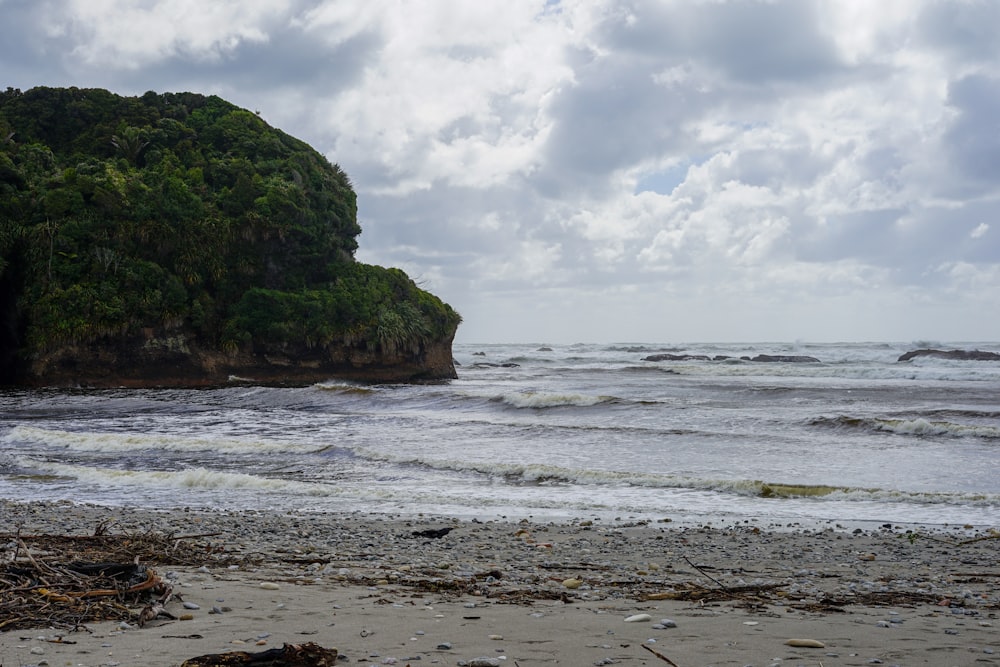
[2, 500, 998, 666]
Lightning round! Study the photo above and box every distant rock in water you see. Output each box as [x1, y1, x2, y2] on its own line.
[642, 353, 820, 363]
[897, 349, 1000, 362]
[749, 355, 821, 363]
[642, 354, 712, 361]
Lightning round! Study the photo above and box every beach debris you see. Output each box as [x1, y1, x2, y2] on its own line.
[785, 638, 826, 648]
[0, 525, 246, 632]
[137, 585, 178, 627]
[180, 642, 338, 666]
[642, 643, 680, 666]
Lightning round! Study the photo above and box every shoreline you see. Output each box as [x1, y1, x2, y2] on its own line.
[2, 499, 998, 666]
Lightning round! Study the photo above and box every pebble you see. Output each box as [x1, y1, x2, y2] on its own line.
[259, 581, 281, 590]
[183, 602, 200, 610]
[624, 613, 652, 623]
[562, 578, 582, 589]
[785, 639, 825, 648]
[464, 658, 501, 667]
[659, 619, 677, 628]
[436, 642, 453, 650]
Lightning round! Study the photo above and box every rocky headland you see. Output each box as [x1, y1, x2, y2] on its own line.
[0, 87, 459, 387]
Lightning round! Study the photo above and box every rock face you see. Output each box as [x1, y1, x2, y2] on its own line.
[897, 348, 1000, 362]
[22, 329, 457, 388]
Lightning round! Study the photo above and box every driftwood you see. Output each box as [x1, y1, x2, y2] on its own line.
[137, 584, 178, 627]
[1, 526, 248, 631]
[180, 642, 338, 667]
[642, 643, 680, 667]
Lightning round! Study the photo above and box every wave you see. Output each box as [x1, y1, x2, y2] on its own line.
[17, 458, 337, 496]
[810, 416, 1000, 439]
[492, 391, 620, 409]
[348, 447, 999, 506]
[312, 382, 376, 395]
[3, 425, 330, 454]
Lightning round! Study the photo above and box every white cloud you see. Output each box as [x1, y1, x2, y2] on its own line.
[52, 0, 290, 67]
[5, 0, 1000, 342]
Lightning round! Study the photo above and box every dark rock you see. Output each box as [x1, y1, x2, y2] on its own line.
[642, 354, 711, 362]
[412, 527, 454, 539]
[20, 329, 457, 388]
[897, 348, 1000, 362]
[749, 355, 821, 363]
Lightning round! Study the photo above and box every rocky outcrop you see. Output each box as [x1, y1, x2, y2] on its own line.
[897, 348, 1000, 362]
[21, 329, 457, 388]
[748, 354, 821, 363]
[643, 354, 712, 361]
[642, 353, 820, 363]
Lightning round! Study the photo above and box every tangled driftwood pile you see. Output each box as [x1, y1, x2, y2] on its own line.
[0, 523, 253, 632]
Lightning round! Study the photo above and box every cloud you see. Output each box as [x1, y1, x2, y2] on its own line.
[3, 0, 1000, 342]
[51, 0, 290, 68]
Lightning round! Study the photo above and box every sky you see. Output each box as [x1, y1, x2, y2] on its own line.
[2, 0, 999, 344]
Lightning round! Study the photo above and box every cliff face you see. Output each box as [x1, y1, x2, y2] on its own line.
[23, 328, 457, 388]
[0, 87, 460, 387]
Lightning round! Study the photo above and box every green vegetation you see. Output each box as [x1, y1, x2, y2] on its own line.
[0, 87, 460, 380]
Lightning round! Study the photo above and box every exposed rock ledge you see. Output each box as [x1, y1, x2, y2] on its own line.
[897, 348, 1000, 362]
[643, 353, 821, 363]
[20, 331, 457, 388]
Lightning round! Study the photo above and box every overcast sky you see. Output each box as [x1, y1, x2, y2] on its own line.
[3, 0, 999, 343]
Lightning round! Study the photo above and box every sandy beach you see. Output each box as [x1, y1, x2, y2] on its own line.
[2, 500, 997, 667]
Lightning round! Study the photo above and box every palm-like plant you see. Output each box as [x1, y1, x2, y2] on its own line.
[111, 126, 149, 166]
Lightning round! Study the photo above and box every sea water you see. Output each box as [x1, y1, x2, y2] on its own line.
[1, 341, 998, 529]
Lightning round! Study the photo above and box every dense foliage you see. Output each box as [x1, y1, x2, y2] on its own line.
[0, 87, 459, 375]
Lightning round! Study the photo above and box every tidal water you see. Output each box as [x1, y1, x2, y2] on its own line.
[1, 342, 998, 529]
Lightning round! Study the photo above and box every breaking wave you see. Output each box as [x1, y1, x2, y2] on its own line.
[493, 391, 620, 409]
[348, 447, 998, 506]
[810, 416, 1000, 439]
[3, 425, 330, 454]
[17, 458, 336, 495]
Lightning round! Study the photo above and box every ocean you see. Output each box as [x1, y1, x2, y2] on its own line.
[1, 342, 998, 530]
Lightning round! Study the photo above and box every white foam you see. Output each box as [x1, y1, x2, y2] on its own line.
[498, 391, 615, 408]
[5, 425, 326, 454]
